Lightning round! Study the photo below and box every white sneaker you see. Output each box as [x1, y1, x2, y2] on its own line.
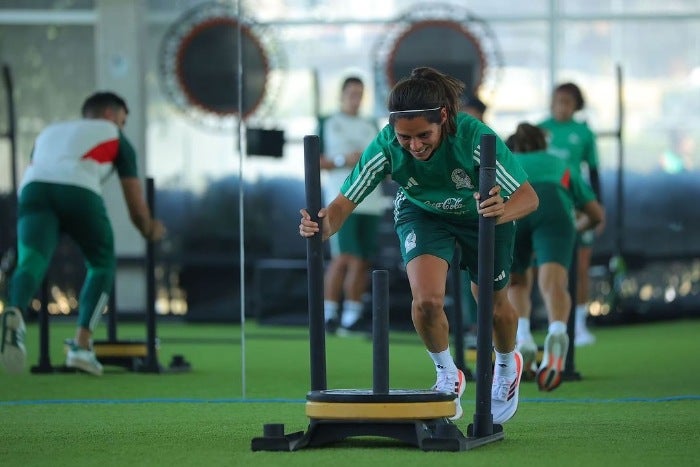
[537, 332, 569, 392]
[517, 337, 538, 379]
[432, 369, 466, 420]
[1, 307, 26, 374]
[66, 347, 103, 376]
[575, 327, 596, 347]
[339, 308, 363, 330]
[491, 351, 523, 424]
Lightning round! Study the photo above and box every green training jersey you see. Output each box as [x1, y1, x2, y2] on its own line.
[515, 149, 597, 211]
[340, 113, 528, 221]
[538, 117, 598, 176]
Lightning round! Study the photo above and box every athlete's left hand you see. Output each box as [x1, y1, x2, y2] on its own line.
[474, 185, 505, 218]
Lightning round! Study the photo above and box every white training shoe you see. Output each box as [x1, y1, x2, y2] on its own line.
[575, 327, 596, 347]
[491, 351, 523, 425]
[339, 308, 363, 329]
[66, 347, 103, 376]
[537, 332, 569, 392]
[432, 369, 466, 420]
[1, 307, 27, 374]
[517, 337, 538, 379]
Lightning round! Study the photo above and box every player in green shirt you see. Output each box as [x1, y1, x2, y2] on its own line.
[300, 67, 539, 425]
[539, 82, 603, 347]
[505, 123, 604, 391]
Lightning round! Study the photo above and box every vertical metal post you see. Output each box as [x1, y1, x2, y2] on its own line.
[107, 281, 117, 341]
[473, 134, 497, 437]
[304, 135, 326, 391]
[140, 177, 160, 372]
[2, 64, 17, 201]
[563, 246, 581, 380]
[30, 279, 53, 373]
[615, 64, 625, 261]
[372, 270, 389, 394]
[450, 248, 468, 375]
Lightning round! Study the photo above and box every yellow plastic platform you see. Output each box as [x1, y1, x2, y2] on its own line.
[305, 389, 457, 420]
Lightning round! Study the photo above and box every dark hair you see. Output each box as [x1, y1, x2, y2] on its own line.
[506, 122, 547, 153]
[81, 91, 129, 118]
[341, 76, 364, 91]
[462, 95, 487, 113]
[387, 67, 464, 136]
[554, 82, 585, 111]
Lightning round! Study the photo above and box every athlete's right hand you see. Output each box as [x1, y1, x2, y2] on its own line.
[299, 208, 327, 239]
[145, 219, 166, 242]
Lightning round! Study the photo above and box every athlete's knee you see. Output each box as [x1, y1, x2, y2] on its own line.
[84, 265, 115, 287]
[509, 272, 528, 288]
[86, 253, 116, 273]
[15, 248, 51, 276]
[492, 290, 517, 323]
[412, 294, 445, 317]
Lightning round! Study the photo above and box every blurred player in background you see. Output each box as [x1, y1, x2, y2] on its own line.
[539, 82, 603, 346]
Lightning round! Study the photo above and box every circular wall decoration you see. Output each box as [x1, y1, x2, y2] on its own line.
[386, 20, 487, 94]
[159, 2, 285, 129]
[373, 3, 503, 112]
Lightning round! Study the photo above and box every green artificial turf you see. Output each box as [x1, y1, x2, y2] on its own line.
[1, 318, 699, 466]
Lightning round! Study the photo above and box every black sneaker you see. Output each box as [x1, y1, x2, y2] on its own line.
[324, 318, 339, 334]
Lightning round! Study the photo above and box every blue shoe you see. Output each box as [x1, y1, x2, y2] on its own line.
[1, 307, 27, 374]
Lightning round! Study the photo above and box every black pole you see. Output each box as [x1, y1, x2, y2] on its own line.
[563, 245, 581, 380]
[473, 134, 496, 437]
[607, 64, 627, 312]
[450, 247, 469, 377]
[30, 278, 54, 373]
[107, 280, 117, 342]
[2, 64, 18, 277]
[140, 177, 160, 373]
[304, 135, 326, 391]
[2, 64, 17, 200]
[372, 269, 389, 394]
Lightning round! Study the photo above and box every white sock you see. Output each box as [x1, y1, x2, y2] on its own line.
[548, 320, 567, 335]
[575, 304, 588, 330]
[427, 348, 457, 374]
[517, 318, 532, 342]
[340, 300, 364, 327]
[494, 349, 516, 376]
[324, 300, 339, 322]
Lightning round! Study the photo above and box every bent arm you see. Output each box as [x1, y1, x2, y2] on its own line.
[119, 177, 164, 241]
[577, 200, 605, 232]
[498, 181, 539, 225]
[324, 194, 357, 239]
[299, 193, 356, 241]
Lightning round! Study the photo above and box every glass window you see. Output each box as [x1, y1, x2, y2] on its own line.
[561, 0, 700, 15]
[0, 0, 94, 9]
[557, 19, 700, 173]
[0, 25, 95, 192]
[480, 21, 549, 136]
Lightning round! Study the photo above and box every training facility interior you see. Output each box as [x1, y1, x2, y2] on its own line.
[1, 0, 698, 326]
[0, 0, 698, 464]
